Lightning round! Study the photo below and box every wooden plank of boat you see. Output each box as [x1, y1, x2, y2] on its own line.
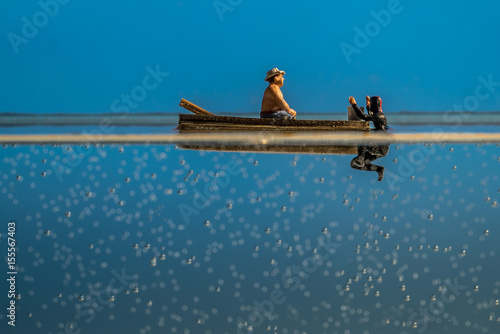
[176, 144, 358, 155]
[178, 114, 369, 132]
[179, 98, 215, 116]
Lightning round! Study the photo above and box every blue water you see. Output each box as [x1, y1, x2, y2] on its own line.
[1, 137, 499, 334]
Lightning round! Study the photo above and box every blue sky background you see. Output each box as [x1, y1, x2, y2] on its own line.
[1, 0, 499, 114]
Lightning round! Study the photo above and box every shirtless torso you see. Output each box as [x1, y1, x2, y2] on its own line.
[260, 73, 296, 117]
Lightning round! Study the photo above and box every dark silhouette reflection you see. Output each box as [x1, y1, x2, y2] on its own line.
[348, 95, 390, 180]
[350, 145, 389, 181]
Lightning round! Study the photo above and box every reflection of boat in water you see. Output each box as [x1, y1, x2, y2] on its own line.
[176, 142, 359, 155]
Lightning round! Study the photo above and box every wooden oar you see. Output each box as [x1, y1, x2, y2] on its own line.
[179, 98, 215, 116]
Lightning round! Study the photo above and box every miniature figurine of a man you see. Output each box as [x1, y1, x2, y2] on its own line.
[349, 95, 388, 131]
[261, 68, 296, 119]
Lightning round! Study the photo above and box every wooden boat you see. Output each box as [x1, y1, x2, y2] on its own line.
[175, 99, 368, 155]
[178, 99, 369, 133]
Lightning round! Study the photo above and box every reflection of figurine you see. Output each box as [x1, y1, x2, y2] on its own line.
[349, 96, 388, 131]
[261, 68, 296, 119]
[350, 145, 390, 181]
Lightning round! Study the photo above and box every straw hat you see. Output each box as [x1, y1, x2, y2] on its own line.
[265, 67, 285, 81]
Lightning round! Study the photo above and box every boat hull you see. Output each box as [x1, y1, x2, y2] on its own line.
[178, 114, 369, 132]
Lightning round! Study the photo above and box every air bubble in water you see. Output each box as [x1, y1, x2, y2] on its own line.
[264, 227, 271, 234]
[473, 285, 479, 292]
[321, 228, 328, 234]
[78, 295, 85, 301]
[288, 191, 294, 197]
[460, 249, 466, 256]
[400, 285, 406, 291]
[41, 172, 47, 177]
[65, 211, 71, 218]
[109, 295, 115, 302]
[44, 230, 51, 236]
[430, 294, 436, 301]
[280, 206, 286, 212]
[133, 287, 139, 293]
[433, 245, 439, 252]
[124, 177, 130, 183]
[132, 243, 139, 249]
[428, 214, 434, 221]
[484, 230, 490, 236]
[404, 295, 410, 302]
[203, 220, 211, 227]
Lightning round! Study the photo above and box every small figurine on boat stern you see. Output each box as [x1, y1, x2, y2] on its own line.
[349, 95, 388, 131]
